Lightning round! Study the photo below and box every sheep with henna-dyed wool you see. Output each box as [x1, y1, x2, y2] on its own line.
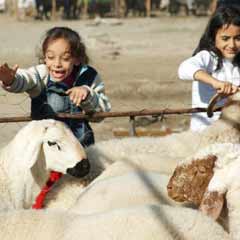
[168, 142, 240, 239]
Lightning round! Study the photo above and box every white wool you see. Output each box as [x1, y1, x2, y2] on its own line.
[208, 152, 240, 193]
[70, 171, 184, 215]
[0, 204, 229, 240]
[85, 131, 200, 178]
[45, 161, 175, 210]
[193, 143, 240, 167]
[44, 174, 95, 210]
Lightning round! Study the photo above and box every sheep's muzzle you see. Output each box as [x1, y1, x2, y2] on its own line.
[67, 158, 90, 178]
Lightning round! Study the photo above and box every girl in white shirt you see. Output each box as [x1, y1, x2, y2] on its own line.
[178, 6, 240, 132]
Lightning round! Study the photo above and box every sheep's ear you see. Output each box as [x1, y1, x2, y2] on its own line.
[167, 155, 217, 206]
[199, 191, 224, 220]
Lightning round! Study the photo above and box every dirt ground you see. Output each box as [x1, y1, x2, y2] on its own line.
[0, 13, 209, 147]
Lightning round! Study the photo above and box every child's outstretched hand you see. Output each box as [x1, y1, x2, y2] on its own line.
[0, 63, 18, 86]
[66, 86, 89, 106]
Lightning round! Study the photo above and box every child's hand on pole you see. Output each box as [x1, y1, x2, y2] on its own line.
[0, 63, 18, 86]
[212, 80, 239, 95]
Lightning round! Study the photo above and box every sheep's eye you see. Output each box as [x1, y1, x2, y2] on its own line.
[47, 141, 57, 146]
[47, 141, 61, 150]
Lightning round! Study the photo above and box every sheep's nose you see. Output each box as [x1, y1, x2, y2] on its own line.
[66, 158, 90, 178]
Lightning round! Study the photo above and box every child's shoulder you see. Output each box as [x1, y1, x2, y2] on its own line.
[195, 50, 216, 58]
[193, 50, 218, 65]
[81, 64, 97, 72]
[34, 64, 47, 72]
[78, 64, 98, 76]
[28, 64, 48, 80]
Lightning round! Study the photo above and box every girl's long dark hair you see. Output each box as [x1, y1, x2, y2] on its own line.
[40, 27, 89, 65]
[193, 6, 240, 70]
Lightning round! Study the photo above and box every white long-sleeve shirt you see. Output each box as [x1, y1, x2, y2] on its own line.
[178, 50, 240, 131]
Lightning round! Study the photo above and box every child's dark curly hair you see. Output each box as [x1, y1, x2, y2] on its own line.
[39, 27, 89, 65]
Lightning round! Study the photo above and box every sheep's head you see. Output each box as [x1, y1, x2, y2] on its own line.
[167, 143, 240, 220]
[13, 120, 90, 178]
[207, 92, 240, 128]
[41, 120, 90, 178]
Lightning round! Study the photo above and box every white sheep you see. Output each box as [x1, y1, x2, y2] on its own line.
[168, 142, 240, 236]
[45, 155, 187, 210]
[84, 92, 240, 177]
[197, 143, 240, 240]
[0, 119, 88, 210]
[85, 136, 192, 175]
[0, 204, 229, 240]
[44, 158, 178, 210]
[69, 170, 191, 215]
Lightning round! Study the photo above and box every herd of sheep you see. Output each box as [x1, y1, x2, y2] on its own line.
[2, 92, 240, 239]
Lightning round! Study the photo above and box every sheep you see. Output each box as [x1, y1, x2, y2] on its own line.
[0, 119, 89, 210]
[167, 142, 240, 203]
[202, 144, 240, 240]
[168, 142, 240, 236]
[0, 204, 229, 240]
[68, 170, 193, 215]
[44, 158, 180, 210]
[84, 92, 240, 177]
[44, 152, 179, 210]
[85, 136, 194, 176]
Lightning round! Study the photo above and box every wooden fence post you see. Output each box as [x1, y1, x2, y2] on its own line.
[114, 0, 119, 17]
[82, 0, 89, 18]
[129, 116, 137, 136]
[51, 0, 57, 20]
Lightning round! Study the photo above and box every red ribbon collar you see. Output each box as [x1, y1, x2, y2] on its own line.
[32, 171, 63, 209]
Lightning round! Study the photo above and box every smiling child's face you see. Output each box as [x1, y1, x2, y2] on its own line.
[44, 38, 79, 82]
[215, 24, 240, 60]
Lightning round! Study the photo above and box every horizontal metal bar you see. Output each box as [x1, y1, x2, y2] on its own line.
[0, 107, 222, 123]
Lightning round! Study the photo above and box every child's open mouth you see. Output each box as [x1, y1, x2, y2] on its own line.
[52, 70, 66, 79]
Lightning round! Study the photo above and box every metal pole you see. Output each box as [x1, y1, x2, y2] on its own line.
[0, 107, 221, 123]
